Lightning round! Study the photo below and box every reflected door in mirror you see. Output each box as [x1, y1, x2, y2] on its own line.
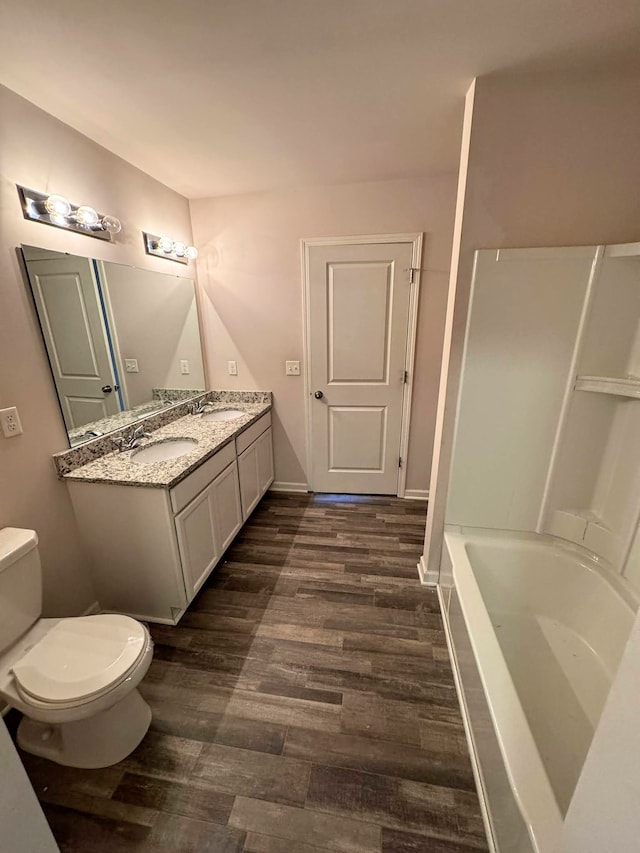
[24, 251, 120, 430]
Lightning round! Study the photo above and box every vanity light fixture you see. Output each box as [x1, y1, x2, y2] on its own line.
[143, 232, 198, 265]
[17, 185, 122, 242]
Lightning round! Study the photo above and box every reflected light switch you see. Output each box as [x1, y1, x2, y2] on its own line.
[180, 360, 190, 375]
[125, 359, 139, 373]
[286, 361, 300, 376]
[228, 361, 238, 376]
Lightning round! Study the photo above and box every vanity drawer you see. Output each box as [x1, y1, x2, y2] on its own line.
[170, 441, 236, 514]
[235, 411, 271, 455]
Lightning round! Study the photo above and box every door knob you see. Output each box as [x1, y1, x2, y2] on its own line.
[314, 390, 324, 399]
[102, 385, 113, 394]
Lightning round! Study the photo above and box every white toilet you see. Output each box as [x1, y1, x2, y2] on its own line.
[0, 527, 154, 768]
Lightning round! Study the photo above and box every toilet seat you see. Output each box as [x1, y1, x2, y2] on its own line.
[11, 615, 147, 705]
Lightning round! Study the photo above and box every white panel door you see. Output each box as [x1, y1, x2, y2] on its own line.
[308, 241, 413, 493]
[24, 253, 119, 429]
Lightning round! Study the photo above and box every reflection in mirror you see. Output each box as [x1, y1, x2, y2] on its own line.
[22, 245, 205, 447]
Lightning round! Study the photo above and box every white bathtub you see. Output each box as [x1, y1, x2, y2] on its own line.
[441, 528, 636, 853]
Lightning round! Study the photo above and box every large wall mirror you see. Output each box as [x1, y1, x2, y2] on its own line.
[22, 245, 206, 447]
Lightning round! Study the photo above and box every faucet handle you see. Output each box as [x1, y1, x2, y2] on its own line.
[132, 424, 151, 439]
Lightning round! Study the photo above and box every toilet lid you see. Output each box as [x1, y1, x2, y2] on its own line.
[12, 615, 147, 704]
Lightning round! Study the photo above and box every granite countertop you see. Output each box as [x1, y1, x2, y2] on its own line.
[63, 400, 271, 489]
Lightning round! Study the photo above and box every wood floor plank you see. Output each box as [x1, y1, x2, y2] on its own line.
[381, 826, 485, 853]
[197, 683, 344, 732]
[146, 812, 246, 852]
[192, 741, 312, 806]
[43, 803, 152, 851]
[229, 797, 382, 853]
[119, 731, 203, 783]
[149, 700, 289, 754]
[306, 764, 487, 849]
[19, 752, 124, 800]
[243, 831, 336, 853]
[112, 772, 235, 825]
[283, 725, 476, 792]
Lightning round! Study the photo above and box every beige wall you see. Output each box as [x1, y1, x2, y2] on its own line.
[191, 176, 458, 492]
[0, 85, 194, 616]
[425, 71, 640, 572]
[100, 263, 204, 407]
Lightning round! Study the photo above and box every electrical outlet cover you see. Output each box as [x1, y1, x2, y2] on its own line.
[0, 406, 23, 438]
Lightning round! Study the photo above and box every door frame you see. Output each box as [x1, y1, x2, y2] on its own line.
[301, 232, 423, 497]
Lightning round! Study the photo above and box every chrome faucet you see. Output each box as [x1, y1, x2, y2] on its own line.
[112, 424, 152, 452]
[189, 399, 211, 415]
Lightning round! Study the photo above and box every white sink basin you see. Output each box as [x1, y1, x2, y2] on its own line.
[131, 438, 198, 464]
[201, 409, 246, 422]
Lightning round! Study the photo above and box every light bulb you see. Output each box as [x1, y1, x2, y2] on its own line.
[157, 236, 174, 253]
[185, 246, 198, 260]
[101, 215, 122, 235]
[76, 205, 99, 226]
[173, 241, 186, 257]
[44, 194, 71, 217]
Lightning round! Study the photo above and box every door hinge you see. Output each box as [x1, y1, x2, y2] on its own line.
[398, 456, 403, 469]
[405, 267, 429, 284]
[403, 370, 408, 384]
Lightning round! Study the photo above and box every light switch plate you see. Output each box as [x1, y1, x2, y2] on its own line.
[180, 360, 190, 375]
[0, 406, 23, 438]
[125, 359, 139, 373]
[228, 360, 238, 376]
[286, 360, 300, 376]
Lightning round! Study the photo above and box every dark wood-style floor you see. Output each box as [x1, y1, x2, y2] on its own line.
[19, 493, 487, 852]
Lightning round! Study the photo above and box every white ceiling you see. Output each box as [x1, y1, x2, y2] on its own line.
[1, 0, 640, 199]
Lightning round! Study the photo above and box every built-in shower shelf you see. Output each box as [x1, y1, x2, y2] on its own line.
[575, 375, 640, 399]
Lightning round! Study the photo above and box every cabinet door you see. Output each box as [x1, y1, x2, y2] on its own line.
[257, 427, 274, 496]
[175, 485, 219, 599]
[211, 460, 243, 554]
[238, 441, 260, 520]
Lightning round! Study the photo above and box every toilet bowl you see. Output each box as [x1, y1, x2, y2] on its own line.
[0, 528, 154, 768]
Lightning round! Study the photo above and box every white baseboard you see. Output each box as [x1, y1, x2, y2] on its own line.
[417, 554, 439, 586]
[404, 489, 429, 501]
[269, 482, 309, 493]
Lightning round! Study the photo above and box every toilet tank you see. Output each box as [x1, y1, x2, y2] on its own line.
[0, 528, 42, 654]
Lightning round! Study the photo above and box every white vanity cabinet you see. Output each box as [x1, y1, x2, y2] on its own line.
[66, 412, 273, 624]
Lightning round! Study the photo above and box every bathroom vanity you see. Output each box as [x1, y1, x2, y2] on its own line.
[61, 398, 274, 624]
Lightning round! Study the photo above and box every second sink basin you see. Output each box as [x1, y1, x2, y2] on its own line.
[201, 409, 246, 422]
[131, 438, 199, 464]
